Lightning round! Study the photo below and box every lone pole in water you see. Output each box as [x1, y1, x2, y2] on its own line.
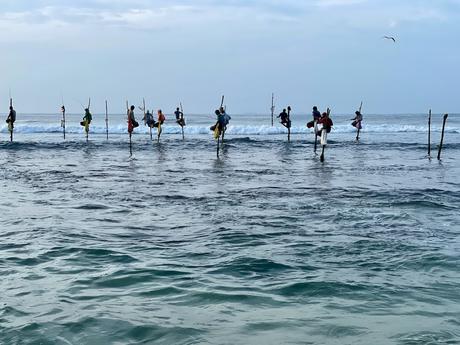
[427, 109, 431, 157]
[105, 100, 109, 140]
[180, 102, 185, 140]
[356, 101, 363, 141]
[271, 93, 275, 127]
[437, 114, 448, 161]
[287, 106, 291, 142]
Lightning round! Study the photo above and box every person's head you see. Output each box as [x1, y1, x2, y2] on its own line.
[283, 108, 286, 113]
[313, 106, 318, 111]
[158, 109, 162, 114]
[355, 111, 361, 115]
[176, 107, 179, 111]
[219, 107, 224, 113]
[322, 112, 328, 117]
[146, 110, 150, 114]
[130, 105, 135, 110]
[9, 106, 13, 111]
[215, 110, 220, 115]
[84, 108, 89, 112]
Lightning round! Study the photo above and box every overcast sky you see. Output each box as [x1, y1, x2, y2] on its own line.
[0, 0, 459, 114]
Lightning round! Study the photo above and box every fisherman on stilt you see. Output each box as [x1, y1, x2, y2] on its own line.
[80, 108, 92, 139]
[144, 110, 156, 128]
[210, 109, 226, 138]
[317, 111, 333, 137]
[128, 105, 139, 129]
[6, 105, 16, 132]
[278, 108, 291, 128]
[153, 110, 165, 129]
[175, 107, 185, 127]
[351, 110, 363, 130]
[307, 106, 321, 129]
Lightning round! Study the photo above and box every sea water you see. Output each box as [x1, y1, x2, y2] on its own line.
[0, 112, 459, 344]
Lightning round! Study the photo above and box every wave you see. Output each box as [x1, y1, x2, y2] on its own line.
[1, 123, 459, 135]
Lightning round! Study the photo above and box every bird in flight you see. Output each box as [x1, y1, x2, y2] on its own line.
[383, 36, 396, 43]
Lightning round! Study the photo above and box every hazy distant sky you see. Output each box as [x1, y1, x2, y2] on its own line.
[0, 0, 458, 114]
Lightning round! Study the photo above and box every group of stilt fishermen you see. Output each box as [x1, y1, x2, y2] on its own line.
[278, 105, 363, 140]
[275, 105, 363, 161]
[4, 99, 448, 162]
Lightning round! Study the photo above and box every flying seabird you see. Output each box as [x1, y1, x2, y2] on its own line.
[383, 36, 396, 43]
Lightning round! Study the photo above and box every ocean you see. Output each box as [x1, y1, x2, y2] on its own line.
[1, 111, 459, 344]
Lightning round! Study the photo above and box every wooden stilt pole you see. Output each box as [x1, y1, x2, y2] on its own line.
[428, 109, 431, 157]
[314, 120, 318, 154]
[287, 106, 291, 142]
[271, 93, 275, 127]
[9, 97, 13, 142]
[127, 100, 132, 157]
[105, 100, 109, 140]
[61, 96, 66, 140]
[437, 114, 448, 160]
[217, 136, 220, 157]
[356, 101, 363, 142]
[180, 102, 185, 140]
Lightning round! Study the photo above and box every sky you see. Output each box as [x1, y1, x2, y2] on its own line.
[0, 0, 459, 114]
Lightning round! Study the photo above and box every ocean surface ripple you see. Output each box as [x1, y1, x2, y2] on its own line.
[1, 113, 459, 344]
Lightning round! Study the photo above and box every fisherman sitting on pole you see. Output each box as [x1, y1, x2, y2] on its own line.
[351, 110, 363, 129]
[307, 106, 321, 128]
[175, 107, 185, 127]
[144, 110, 156, 128]
[278, 108, 290, 128]
[317, 112, 333, 136]
[6, 106, 16, 129]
